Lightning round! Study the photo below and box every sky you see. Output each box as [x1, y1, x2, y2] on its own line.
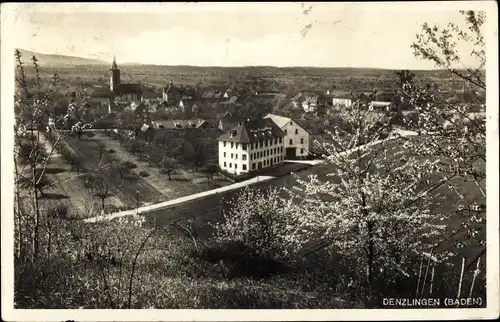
[6, 2, 492, 69]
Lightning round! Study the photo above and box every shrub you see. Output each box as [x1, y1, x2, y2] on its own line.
[122, 161, 137, 169]
[139, 171, 150, 177]
[107, 148, 116, 154]
[106, 204, 122, 213]
[195, 240, 291, 279]
[48, 204, 69, 220]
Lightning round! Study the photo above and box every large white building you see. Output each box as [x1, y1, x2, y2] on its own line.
[217, 119, 286, 175]
[263, 114, 310, 159]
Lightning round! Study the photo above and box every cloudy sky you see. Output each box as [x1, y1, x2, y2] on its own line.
[8, 2, 491, 69]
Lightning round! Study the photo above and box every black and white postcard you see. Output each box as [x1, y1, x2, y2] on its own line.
[1, 2, 498, 321]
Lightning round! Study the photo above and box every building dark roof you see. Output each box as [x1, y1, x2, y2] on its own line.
[216, 111, 233, 120]
[90, 86, 112, 98]
[142, 90, 161, 100]
[116, 83, 142, 95]
[217, 118, 285, 143]
[203, 89, 223, 99]
[217, 116, 240, 132]
[155, 119, 208, 130]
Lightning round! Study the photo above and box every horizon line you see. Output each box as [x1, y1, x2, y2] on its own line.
[17, 47, 465, 72]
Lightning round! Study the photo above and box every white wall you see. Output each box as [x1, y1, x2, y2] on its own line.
[218, 137, 285, 175]
[281, 120, 310, 157]
[218, 140, 250, 175]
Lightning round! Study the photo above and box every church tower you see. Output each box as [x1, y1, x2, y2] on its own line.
[110, 55, 121, 93]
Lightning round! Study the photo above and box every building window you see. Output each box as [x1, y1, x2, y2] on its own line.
[235, 154, 238, 159]
[284, 129, 287, 134]
[267, 150, 270, 156]
[295, 129, 298, 134]
[289, 139, 293, 145]
[224, 152, 226, 157]
[242, 143, 247, 150]
[236, 143, 239, 149]
[229, 163, 232, 168]
[235, 164, 238, 169]
[301, 138, 304, 144]
[242, 155, 247, 160]
[265, 140, 268, 147]
[224, 161, 226, 167]
[274, 148, 276, 154]
[231, 142, 234, 148]
[223, 141, 226, 147]
[260, 141, 263, 148]
[290, 121, 293, 125]
[252, 163, 256, 170]
[243, 164, 247, 170]
[231, 153, 233, 159]
[281, 147, 283, 153]
[301, 148, 305, 154]
[279, 137, 282, 143]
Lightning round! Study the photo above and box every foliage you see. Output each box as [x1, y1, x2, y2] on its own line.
[214, 187, 299, 261]
[159, 157, 177, 180]
[122, 160, 138, 169]
[402, 10, 487, 264]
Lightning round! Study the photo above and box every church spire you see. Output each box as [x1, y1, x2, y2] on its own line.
[112, 55, 118, 69]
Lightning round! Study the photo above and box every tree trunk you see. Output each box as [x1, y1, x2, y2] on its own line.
[14, 157, 23, 259]
[32, 129, 41, 262]
[367, 221, 374, 298]
[46, 220, 52, 258]
[101, 198, 105, 212]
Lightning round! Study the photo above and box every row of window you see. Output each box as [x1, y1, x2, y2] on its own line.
[284, 128, 299, 135]
[251, 146, 283, 160]
[223, 146, 283, 161]
[288, 138, 305, 145]
[222, 137, 283, 150]
[224, 162, 247, 170]
[223, 155, 284, 171]
[251, 156, 283, 169]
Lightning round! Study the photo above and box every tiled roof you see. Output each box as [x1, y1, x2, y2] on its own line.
[216, 111, 233, 120]
[263, 113, 291, 128]
[217, 116, 240, 132]
[117, 83, 142, 95]
[90, 86, 111, 98]
[217, 118, 285, 143]
[370, 101, 393, 107]
[202, 90, 223, 99]
[155, 119, 207, 129]
[142, 91, 161, 99]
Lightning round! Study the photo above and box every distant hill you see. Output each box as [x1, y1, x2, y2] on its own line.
[15, 49, 107, 67]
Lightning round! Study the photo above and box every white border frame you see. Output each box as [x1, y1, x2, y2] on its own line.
[2, 2, 498, 321]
